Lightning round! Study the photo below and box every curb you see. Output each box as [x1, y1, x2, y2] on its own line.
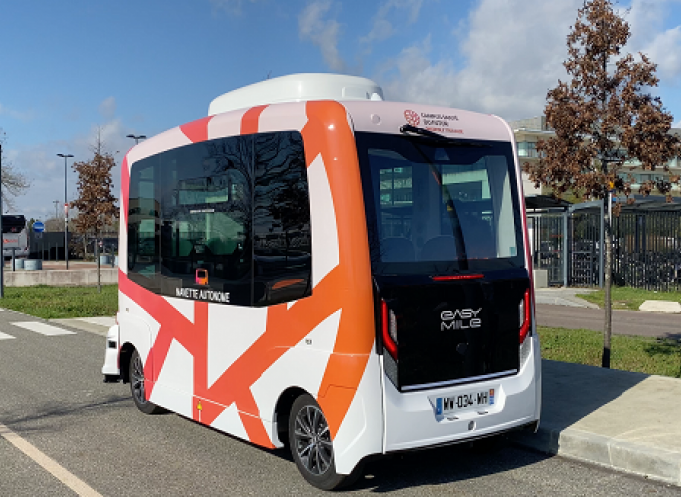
[513, 423, 681, 486]
[49, 318, 110, 336]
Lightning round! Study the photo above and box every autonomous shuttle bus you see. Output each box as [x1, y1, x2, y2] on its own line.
[103, 73, 540, 490]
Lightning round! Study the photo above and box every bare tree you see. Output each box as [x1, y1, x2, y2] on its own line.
[44, 217, 64, 232]
[524, 0, 681, 368]
[70, 131, 119, 292]
[0, 129, 30, 212]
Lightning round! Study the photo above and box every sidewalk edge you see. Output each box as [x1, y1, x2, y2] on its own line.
[50, 318, 109, 336]
[512, 423, 681, 486]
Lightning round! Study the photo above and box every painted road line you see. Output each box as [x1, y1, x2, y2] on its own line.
[0, 331, 15, 340]
[12, 321, 76, 336]
[0, 421, 103, 497]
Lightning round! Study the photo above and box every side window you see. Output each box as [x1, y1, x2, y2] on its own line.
[159, 137, 253, 306]
[253, 131, 311, 306]
[128, 159, 160, 292]
[127, 131, 311, 307]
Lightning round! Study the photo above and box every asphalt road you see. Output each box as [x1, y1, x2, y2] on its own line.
[536, 303, 681, 339]
[1, 310, 680, 496]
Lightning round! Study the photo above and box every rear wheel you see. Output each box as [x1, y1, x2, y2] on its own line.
[289, 394, 354, 490]
[129, 349, 164, 414]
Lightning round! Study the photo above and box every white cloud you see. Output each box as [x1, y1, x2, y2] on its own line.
[362, 18, 395, 45]
[11, 118, 133, 222]
[379, 0, 581, 119]
[380, 0, 423, 24]
[298, 0, 347, 72]
[644, 26, 681, 80]
[381, 36, 457, 106]
[0, 102, 35, 122]
[98, 97, 116, 121]
[625, 0, 681, 81]
[361, 0, 423, 46]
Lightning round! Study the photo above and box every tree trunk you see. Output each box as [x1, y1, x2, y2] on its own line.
[602, 195, 613, 368]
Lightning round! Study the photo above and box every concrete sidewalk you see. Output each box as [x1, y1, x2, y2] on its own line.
[51, 316, 115, 336]
[529, 287, 681, 484]
[534, 287, 599, 308]
[57, 315, 681, 487]
[514, 360, 681, 486]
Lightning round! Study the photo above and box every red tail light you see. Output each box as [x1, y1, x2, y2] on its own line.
[519, 289, 531, 344]
[381, 300, 398, 359]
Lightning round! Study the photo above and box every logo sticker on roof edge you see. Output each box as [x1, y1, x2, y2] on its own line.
[404, 109, 420, 126]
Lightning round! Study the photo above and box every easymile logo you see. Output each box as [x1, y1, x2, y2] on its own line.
[441, 309, 482, 331]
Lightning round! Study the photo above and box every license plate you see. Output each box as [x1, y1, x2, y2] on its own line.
[434, 388, 495, 416]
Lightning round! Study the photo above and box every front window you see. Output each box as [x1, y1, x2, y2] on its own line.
[355, 132, 524, 274]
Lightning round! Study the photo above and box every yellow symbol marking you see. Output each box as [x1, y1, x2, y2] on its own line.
[197, 401, 203, 411]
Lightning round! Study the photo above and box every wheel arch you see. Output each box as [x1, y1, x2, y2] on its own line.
[274, 386, 310, 447]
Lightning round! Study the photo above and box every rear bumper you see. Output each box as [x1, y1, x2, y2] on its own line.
[383, 334, 541, 452]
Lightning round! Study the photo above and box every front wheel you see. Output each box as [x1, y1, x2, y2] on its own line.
[289, 394, 356, 490]
[129, 349, 164, 415]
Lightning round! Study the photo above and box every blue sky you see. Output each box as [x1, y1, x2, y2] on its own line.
[1, 0, 681, 222]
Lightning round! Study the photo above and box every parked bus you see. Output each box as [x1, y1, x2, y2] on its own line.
[2, 215, 29, 259]
[103, 73, 540, 490]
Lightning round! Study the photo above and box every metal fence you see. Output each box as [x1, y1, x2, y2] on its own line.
[612, 210, 681, 291]
[529, 214, 564, 286]
[529, 200, 681, 292]
[568, 210, 602, 287]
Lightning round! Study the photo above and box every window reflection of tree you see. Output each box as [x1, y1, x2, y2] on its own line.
[254, 132, 310, 251]
[253, 132, 311, 304]
[161, 136, 253, 294]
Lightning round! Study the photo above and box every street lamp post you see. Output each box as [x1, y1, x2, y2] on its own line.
[57, 153, 74, 270]
[126, 134, 146, 145]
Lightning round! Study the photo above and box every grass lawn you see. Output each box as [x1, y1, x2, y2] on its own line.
[576, 286, 681, 310]
[539, 325, 681, 378]
[0, 285, 117, 319]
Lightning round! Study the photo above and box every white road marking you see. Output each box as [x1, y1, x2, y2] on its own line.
[12, 321, 76, 336]
[0, 331, 15, 340]
[0, 421, 103, 497]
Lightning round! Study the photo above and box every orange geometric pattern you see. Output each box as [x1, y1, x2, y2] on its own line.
[120, 100, 375, 448]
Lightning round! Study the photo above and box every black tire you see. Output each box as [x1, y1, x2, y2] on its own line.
[129, 349, 164, 415]
[288, 394, 356, 491]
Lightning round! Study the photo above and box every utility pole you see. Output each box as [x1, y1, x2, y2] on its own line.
[57, 153, 74, 269]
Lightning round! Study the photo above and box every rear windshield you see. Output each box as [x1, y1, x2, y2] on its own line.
[2, 215, 26, 234]
[355, 132, 525, 275]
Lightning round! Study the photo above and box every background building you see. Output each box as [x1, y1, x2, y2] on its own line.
[509, 116, 681, 199]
